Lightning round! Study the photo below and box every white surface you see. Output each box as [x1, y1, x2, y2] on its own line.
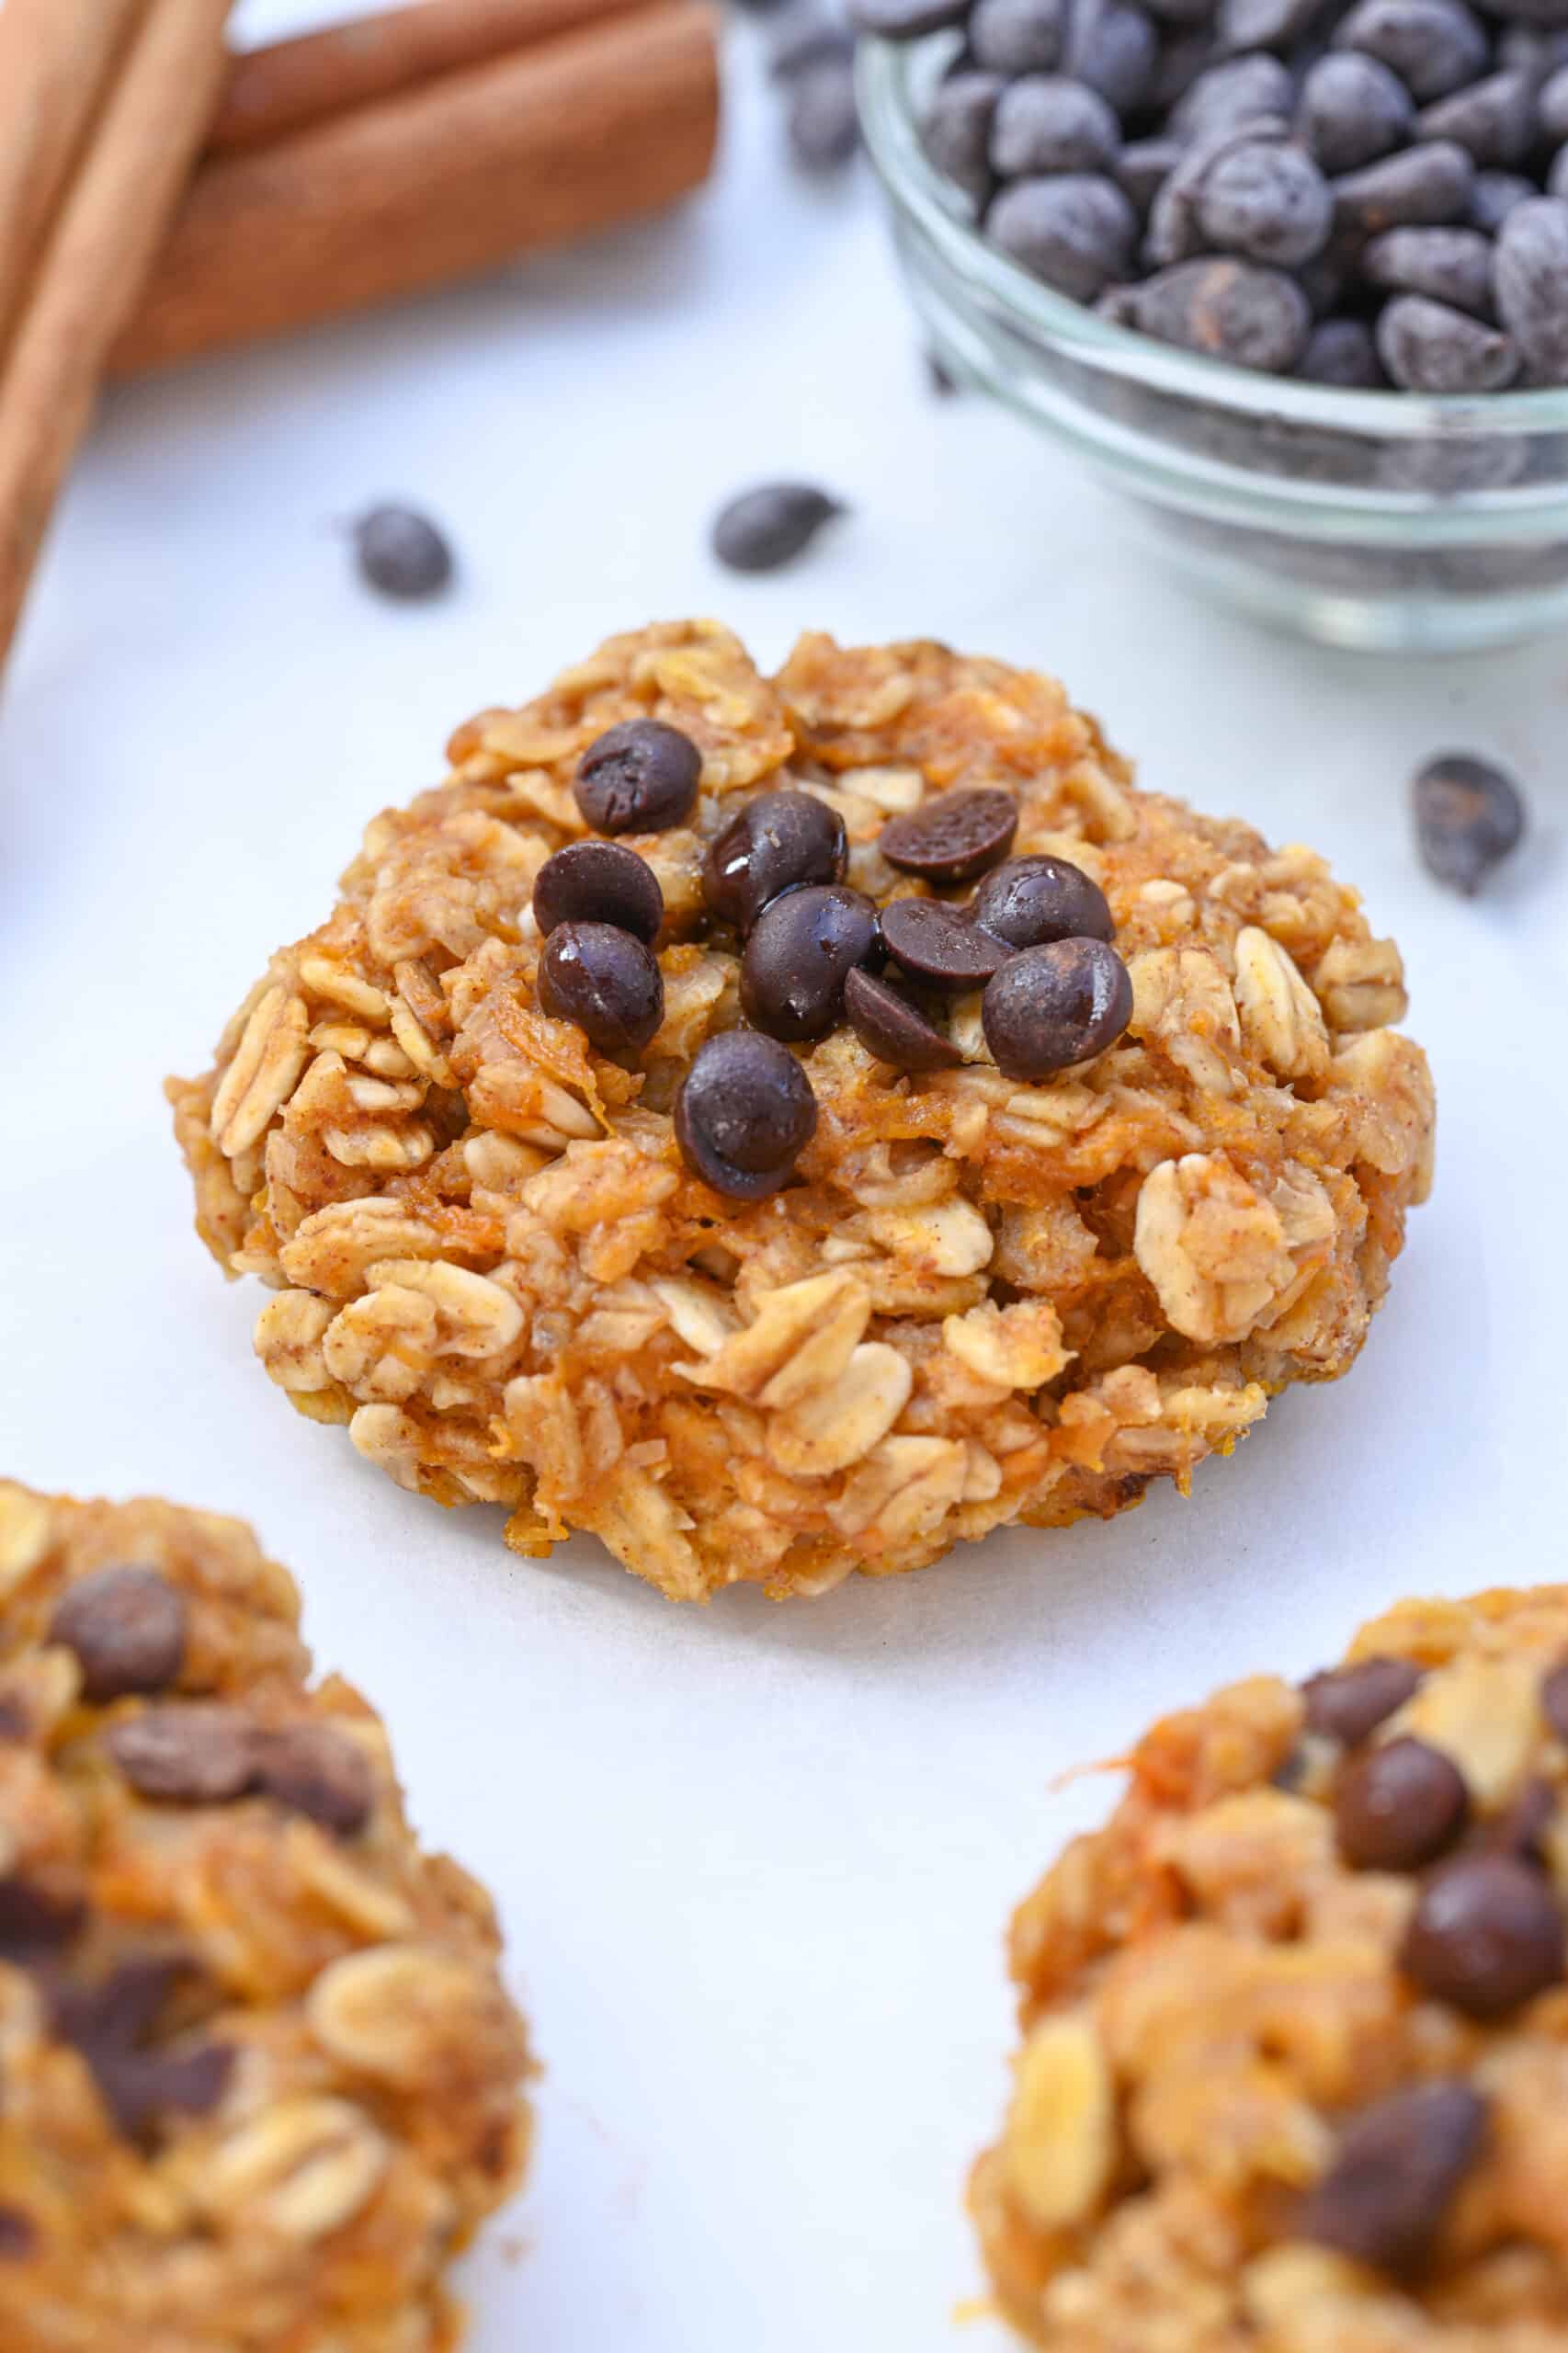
[2, 7, 1566, 2347]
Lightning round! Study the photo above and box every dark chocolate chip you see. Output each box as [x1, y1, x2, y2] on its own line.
[847, 0, 967, 31]
[970, 0, 1066, 74]
[1301, 1654, 1423, 1745]
[351, 506, 454, 603]
[574, 719, 701, 835]
[1197, 140, 1334, 267]
[1170, 51, 1295, 140]
[880, 788, 1019, 886]
[50, 1568, 187, 1706]
[1335, 1736, 1471, 1870]
[1120, 256, 1312, 371]
[991, 74, 1122, 177]
[1412, 753, 1525, 894]
[741, 883, 881, 1041]
[1400, 1855, 1566, 2017]
[1299, 315, 1384, 383]
[52, 1959, 233, 2143]
[1062, 0, 1158, 111]
[1331, 140, 1475, 234]
[703, 790, 846, 936]
[971, 854, 1115, 950]
[1484, 1777, 1556, 1864]
[1298, 52, 1415, 175]
[1331, 0, 1488, 105]
[1470, 169, 1536, 233]
[881, 896, 1011, 989]
[787, 55, 860, 171]
[1375, 294, 1517, 392]
[843, 967, 964, 1071]
[0, 1877, 85, 1955]
[924, 70, 1006, 205]
[1299, 2083, 1487, 2276]
[1543, 61, 1568, 140]
[1117, 135, 1184, 215]
[0, 2208, 37, 2260]
[987, 172, 1139, 300]
[1362, 227, 1495, 317]
[981, 938, 1133, 1079]
[252, 1722, 375, 1836]
[674, 1029, 818, 1199]
[108, 1705, 259, 1806]
[1494, 198, 1568, 383]
[1543, 1656, 1568, 1743]
[533, 841, 665, 945]
[538, 923, 665, 1056]
[1417, 71, 1538, 167]
[710, 482, 846, 574]
[1217, 0, 1327, 49]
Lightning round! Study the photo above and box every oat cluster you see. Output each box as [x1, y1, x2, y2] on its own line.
[0, 1483, 532, 2353]
[171, 621, 1435, 1602]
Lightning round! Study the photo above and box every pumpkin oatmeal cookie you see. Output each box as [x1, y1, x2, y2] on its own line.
[170, 621, 1434, 1602]
[0, 1481, 531, 2353]
[974, 1586, 1568, 2351]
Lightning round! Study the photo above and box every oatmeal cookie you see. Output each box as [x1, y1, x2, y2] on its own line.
[0, 1481, 531, 2353]
[170, 621, 1434, 1602]
[974, 1586, 1568, 2351]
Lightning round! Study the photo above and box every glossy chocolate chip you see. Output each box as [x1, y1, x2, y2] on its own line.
[538, 923, 665, 1056]
[881, 897, 1010, 990]
[108, 1705, 258, 1805]
[1335, 1736, 1470, 1870]
[1542, 1656, 1568, 1742]
[0, 2208, 36, 2260]
[52, 1960, 233, 2143]
[675, 1030, 818, 1199]
[0, 1876, 85, 1955]
[252, 1723, 375, 1836]
[574, 719, 701, 835]
[50, 1568, 187, 1705]
[971, 854, 1114, 949]
[1413, 753, 1526, 896]
[1301, 1654, 1423, 1745]
[710, 482, 846, 574]
[880, 789, 1019, 887]
[741, 884, 880, 1041]
[703, 790, 846, 936]
[982, 938, 1133, 1080]
[1400, 1854, 1566, 2017]
[1299, 2083, 1487, 2276]
[533, 841, 664, 945]
[843, 968, 963, 1072]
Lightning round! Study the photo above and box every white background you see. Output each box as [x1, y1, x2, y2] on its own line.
[2, 6, 1565, 2346]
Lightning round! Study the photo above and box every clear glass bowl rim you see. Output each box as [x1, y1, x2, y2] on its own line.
[856, 32, 1568, 445]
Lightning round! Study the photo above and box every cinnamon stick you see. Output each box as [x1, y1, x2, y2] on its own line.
[210, 0, 649, 153]
[0, 0, 233, 669]
[111, 1, 720, 381]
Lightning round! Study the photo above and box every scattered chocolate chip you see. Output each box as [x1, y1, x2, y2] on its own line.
[533, 841, 665, 946]
[703, 791, 846, 936]
[1331, 141, 1476, 234]
[52, 1960, 233, 2143]
[1376, 294, 1518, 392]
[574, 719, 701, 835]
[787, 53, 861, 169]
[50, 1568, 187, 1706]
[991, 74, 1122, 176]
[881, 895, 1011, 989]
[925, 69, 1006, 203]
[843, 967, 964, 1070]
[1362, 227, 1495, 317]
[1301, 1654, 1424, 1745]
[252, 1722, 375, 1836]
[971, 0, 1066, 72]
[1118, 256, 1312, 371]
[1299, 314, 1384, 383]
[981, 937, 1133, 1079]
[971, 853, 1115, 949]
[1543, 1656, 1568, 1743]
[710, 482, 846, 574]
[1494, 197, 1568, 381]
[741, 883, 881, 1040]
[0, 2207, 37, 2260]
[880, 788, 1019, 886]
[538, 923, 665, 1056]
[1299, 52, 1415, 175]
[108, 1705, 259, 1805]
[1332, 0, 1489, 105]
[1400, 1854, 1566, 2017]
[1412, 753, 1525, 895]
[987, 171, 1139, 298]
[1484, 1776, 1556, 1864]
[1299, 2083, 1487, 2276]
[674, 1029, 819, 1199]
[1335, 1736, 1471, 1870]
[351, 506, 454, 602]
[0, 1877, 85, 1955]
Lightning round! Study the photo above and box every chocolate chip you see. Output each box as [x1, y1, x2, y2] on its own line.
[1400, 1854, 1566, 2017]
[1494, 198, 1568, 382]
[108, 1705, 258, 1805]
[1363, 227, 1495, 316]
[1170, 51, 1295, 141]
[0, 2207, 36, 2260]
[1118, 135, 1184, 214]
[847, 0, 968, 31]
[533, 841, 664, 945]
[973, 857, 1113, 957]
[1062, 0, 1158, 111]
[1543, 62, 1568, 141]
[1335, 1736, 1471, 1870]
[0, 1877, 85, 1955]
[924, 70, 1006, 204]
[538, 923, 665, 1056]
[991, 74, 1123, 177]
[788, 54, 860, 170]
[880, 789, 1019, 886]
[52, 1960, 233, 2143]
[351, 506, 454, 602]
[1301, 1654, 1423, 1745]
[710, 482, 846, 574]
[1299, 52, 1415, 173]
[1332, 0, 1488, 105]
[1119, 256, 1312, 371]
[1299, 2083, 1487, 2276]
[1376, 293, 1518, 391]
[574, 719, 701, 835]
[971, 0, 1066, 70]
[1412, 753, 1525, 894]
[1469, 169, 1536, 232]
[1198, 139, 1334, 267]
[986, 172, 1139, 299]
[1217, 0, 1324, 49]
[703, 790, 846, 936]
[1331, 141, 1475, 234]
[981, 938, 1133, 1079]
[843, 967, 964, 1071]
[881, 896, 1011, 989]
[1418, 71, 1538, 167]
[252, 1722, 375, 1836]
[1484, 1776, 1556, 1864]
[50, 1568, 187, 1705]
[674, 1029, 818, 1199]
[741, 883, 881, 1041]
[1299, 315, 1384, 383]
[1543, 1656, 1568, 1743]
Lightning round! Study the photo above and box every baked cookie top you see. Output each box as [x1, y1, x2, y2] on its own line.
[0, 1483, 531, 2353]
[171, 621, 1434, 1601]
[974, 1586, 1568, 2352]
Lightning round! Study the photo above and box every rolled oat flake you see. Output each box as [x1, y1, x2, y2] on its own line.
[1412, 752, 1525, 894]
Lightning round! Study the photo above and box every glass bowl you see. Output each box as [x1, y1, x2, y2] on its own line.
[858, 32, 1568, 653]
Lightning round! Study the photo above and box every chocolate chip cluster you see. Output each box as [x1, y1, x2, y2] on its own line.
[535, 722, 1135, 1202]
[866, 0, 1568, 387]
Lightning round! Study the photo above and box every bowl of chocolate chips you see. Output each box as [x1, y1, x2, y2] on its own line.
[857, 0, 1568, 648]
